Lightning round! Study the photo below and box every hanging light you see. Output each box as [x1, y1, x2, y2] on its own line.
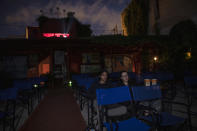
[185, 48, 192, 60]
[153, 56, 158, 61]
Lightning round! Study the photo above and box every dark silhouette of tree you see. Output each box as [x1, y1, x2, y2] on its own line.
[168, 19, 197, 76]
[170, 19, 197, 46]
[77, 23, 92, 37]
[122, 0, 149, 35]
[36, 15, 49, 29]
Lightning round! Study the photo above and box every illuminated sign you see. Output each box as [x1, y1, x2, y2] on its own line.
[43, 33, 70, 38]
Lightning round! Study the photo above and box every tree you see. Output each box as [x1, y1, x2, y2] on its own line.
[122, 8, 130, 35]
[36, 15, 49, 28]
[77, 24, 92, 37]
[169, 19, 197, 46]
[122, 0, 148, 35]
[168, 19, 197, 77]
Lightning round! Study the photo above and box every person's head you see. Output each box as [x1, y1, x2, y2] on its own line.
[120, 71, 129, 84]
[98, 69, 108, 84]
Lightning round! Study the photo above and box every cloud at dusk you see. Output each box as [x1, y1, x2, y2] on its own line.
[5, 0, 130, 35]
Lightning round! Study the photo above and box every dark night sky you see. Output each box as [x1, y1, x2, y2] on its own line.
[0, 0, 131, 38]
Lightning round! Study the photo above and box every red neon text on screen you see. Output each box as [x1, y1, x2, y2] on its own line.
[43, 33, 70, 38]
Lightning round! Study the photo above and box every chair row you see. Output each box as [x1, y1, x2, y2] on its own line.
[72, 72, 174, 88]
[96, 85, 189, 131]
[71, 72, 175, 111]
[0, 76, 48, 131]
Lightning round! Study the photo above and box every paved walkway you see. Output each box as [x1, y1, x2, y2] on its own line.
[19, 88, 86, 131]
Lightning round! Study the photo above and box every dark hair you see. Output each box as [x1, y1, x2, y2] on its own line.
[119, 71, 136, 86]
[119, 71, 129, 84]
[99, 69, 108, 76]
[98, 69, 108, 81]
[120, 71, 128, 77]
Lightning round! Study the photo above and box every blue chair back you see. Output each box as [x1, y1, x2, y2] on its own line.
[128, 72, 136, 79]
[72, 73, 90, 80]
[83, 77, 97, 89]
[136, 72, 174, 85]
[184, 76, 197, 86]
[142, 72, 156, 79]
[39, 76, 48, 82]
[73, 76, 97, 89]
[13, 80, 33, 91]
[96, 86, 132, 106]
[28, 77, 41, 85]
[135, 74, 144, 84]
[155, 72, 174, 82]
[0, 87, 18, 100]
[109, 72, 120, 79]
[132, 85, 161, 102]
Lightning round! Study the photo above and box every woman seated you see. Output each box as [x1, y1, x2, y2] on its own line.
[87, 70, 111, 100]
[105, 71, 136, 121]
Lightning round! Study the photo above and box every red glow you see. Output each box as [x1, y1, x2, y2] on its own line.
[43, 33, 70, 38]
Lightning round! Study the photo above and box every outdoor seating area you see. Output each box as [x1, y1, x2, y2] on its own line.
[0, 76, 48, 131]
[0, 0, 197, 130]
[0, 71, 197, 131]
[71, 72, 197, 131]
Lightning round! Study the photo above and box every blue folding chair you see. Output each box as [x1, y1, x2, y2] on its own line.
[184, 76, 197, 130]
[0, 87, 18, 131]
[184, 76, 197, 97]
[78, 77, 98, 127]
[13, 80, 35, 115]
[96, 86, 150, 131]
[73, 76, 97, 106]
[0, 89, 7, 131]
[109, 72, 121, 83]
[132, 85, 188, 131]
[139, 72, 175, 100]
[155, 72, 175, 98]
[0, 111, 6, 131]
[109, 72, 121, 79]
[71, 74, 90, 100]
[28, 77, 47, 102]
[156, 72, 174, 82]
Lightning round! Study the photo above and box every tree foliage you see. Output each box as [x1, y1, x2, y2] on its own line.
[166, 19, 197, 77]
[169, 19, 197, 46]
[122, 0, 148, 35]
[76, 23, 92, 37]
[36, 15, 49, 28]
